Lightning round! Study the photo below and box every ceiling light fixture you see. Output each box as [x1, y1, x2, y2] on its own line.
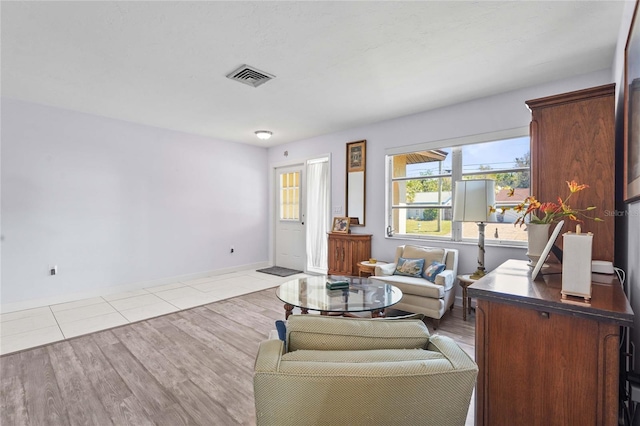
[255, 130, 273, 140]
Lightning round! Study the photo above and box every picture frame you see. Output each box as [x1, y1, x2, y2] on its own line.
[332, 216, 350, 233]
[624, 0, 640, 202]
[532, 220, 565, 281]
[347, 140, 366, 173]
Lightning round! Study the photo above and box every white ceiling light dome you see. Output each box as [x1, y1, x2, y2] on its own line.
[255, 130, 273, 140]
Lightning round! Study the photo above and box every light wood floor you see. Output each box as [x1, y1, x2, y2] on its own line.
[1, 287, 476, 425]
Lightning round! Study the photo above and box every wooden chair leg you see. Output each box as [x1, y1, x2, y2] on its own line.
[432, 318, 440, 330]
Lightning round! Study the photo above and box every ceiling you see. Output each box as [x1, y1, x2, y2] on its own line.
[1, 1, 626, 147]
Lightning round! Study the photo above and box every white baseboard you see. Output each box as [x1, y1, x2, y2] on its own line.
[0, 261, 270, 314]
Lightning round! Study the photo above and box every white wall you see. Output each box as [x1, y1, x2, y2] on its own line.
[1, 99, 269, 311]
[268, 70, 613, 275]
[0, 59, 620, 314]
[612, 0, 640, 373]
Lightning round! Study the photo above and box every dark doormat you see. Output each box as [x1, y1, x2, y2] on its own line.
[256, 266, 303, 277]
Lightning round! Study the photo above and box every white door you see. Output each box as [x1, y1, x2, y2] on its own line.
[275, 165, 306, 271]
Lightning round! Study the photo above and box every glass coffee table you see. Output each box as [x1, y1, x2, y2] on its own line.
[276, 275, 402, 319]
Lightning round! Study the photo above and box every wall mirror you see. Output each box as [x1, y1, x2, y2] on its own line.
[346, 139, 366, 226]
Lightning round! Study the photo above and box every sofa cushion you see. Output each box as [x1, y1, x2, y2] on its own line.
[375, 263, 397, 276]
[286, 315, 430, 352]
[372, 275, 446, 299]
[394, 257, 425, 277]
[401, 246, 446, 266]
[279, 349, 447, 375]
[397, 293, 445, 316]
[423, 261, 446, 282]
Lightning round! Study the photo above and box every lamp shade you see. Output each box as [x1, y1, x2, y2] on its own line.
[453, 180, 496, 223]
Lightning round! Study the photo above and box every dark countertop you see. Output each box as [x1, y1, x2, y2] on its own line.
[467, 259, 634, 327]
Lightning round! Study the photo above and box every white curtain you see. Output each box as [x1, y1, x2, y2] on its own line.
[306, 158, 329, 273]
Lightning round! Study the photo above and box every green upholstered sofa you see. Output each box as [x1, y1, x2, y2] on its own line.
[253, 315, 477, 426]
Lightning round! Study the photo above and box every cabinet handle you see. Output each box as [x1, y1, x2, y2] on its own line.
[539, 311, 550, 319]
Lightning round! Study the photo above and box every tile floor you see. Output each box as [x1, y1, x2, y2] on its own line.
[0, 269, 309, 356]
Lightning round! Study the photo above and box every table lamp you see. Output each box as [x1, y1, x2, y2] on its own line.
[453, 179, 496, 279]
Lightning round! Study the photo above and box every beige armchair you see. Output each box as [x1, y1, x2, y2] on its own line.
[371, 245, 459, 327]
[253, 315, 477, 426]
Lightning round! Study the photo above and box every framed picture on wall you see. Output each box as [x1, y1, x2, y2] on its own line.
[347, 140, 366, 173]
[624, 0, 640, 202]
[332, 217, 350, 233]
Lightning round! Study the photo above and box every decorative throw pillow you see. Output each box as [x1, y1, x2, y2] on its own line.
[393, 257, 425, 277]
[423, 261, 446, 282]
[275, 320, 287, 346]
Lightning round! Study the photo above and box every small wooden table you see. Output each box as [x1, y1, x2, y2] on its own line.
[457, 274, 478, 321]
[357, 261, 386, 277]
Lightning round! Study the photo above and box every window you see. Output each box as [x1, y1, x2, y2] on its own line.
[389, 149, 454, 238]
[386, 130, 530, 244]
[280, 171, 300, 220]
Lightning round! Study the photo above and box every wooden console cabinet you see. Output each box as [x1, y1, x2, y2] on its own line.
[469, 260, 633, 426]
[526, 84, 615, 262]
[327, 233, 371, 276]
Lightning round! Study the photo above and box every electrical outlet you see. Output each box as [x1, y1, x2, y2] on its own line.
[333, 205, 342, 214]
[50, 265, 57, 276]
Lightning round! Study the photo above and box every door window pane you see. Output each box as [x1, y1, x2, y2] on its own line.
[280, 171, 300, 220]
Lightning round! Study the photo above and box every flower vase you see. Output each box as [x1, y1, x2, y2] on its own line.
[526, 223, 552, 266]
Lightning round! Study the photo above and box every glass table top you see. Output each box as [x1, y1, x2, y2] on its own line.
[276, 275, 402, 313]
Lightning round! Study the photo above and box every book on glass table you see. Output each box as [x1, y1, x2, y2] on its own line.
[326, 279, 349, 290]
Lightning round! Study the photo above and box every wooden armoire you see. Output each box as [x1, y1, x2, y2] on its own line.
[526, 83, 615, 262]
[327, 233, 371, 276]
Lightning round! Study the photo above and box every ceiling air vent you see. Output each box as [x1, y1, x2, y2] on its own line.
[226, 64, 275, 88]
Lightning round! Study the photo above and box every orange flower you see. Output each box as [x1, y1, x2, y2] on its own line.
[559, 199, 572, 214]
[524, 204, 538, 217]
[488, 199, 508, 215]
[539, 202, 559, 214]
[567, 180, 588, 193]
[489, 181, 601, 227]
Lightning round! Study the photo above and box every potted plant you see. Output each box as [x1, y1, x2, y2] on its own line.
[491, 180, 602, 264]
